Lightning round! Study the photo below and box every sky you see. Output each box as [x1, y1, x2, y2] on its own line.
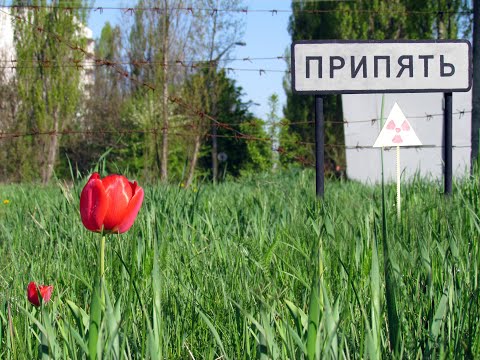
[86, 0, 291, 121]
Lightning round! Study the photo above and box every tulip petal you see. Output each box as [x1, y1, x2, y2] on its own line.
[27, 281, 40, 307]
[80, 173, 108, 232]
[39, 285, 54, 303]
[102, 175, 133, 230]
[115, 182, 144, 234]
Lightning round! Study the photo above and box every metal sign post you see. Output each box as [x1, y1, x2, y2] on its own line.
[291, 40, 472, 197]
[315, 96, 325, 197]
[444, 92, 453, 195]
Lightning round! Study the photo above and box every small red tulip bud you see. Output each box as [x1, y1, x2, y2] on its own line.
[27, 282, 53, 307]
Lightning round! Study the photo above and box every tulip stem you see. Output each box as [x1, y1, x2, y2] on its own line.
[99, 235, 106, 301]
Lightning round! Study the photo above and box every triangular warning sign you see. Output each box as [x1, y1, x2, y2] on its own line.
[373, 103, 422, 147]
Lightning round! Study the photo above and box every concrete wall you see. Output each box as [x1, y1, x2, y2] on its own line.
[342, 91, 472, 183]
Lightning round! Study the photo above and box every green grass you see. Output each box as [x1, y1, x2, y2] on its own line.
[1, 169, 479, 359]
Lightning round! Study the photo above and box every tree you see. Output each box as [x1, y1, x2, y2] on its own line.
[267, 93, 280, 170]
[238, 117, 273, 177]
[13, 0, 89, 183]
[201, 69, 271, 179]
[0, 45, 19, 181]
[180, 67, 210, 188]
[188, 0, 246, 182]
[180, 67, 269, 184]
[128, 0, 190, 182]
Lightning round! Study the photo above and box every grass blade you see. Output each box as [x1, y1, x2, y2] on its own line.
[198, 309, 229, 360]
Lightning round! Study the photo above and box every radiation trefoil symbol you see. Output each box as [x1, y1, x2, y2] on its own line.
[373, 103, 422, 148]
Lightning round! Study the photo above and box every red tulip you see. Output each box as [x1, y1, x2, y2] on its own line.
[27, 282, 53, 307]
[80, 173, 144, 234]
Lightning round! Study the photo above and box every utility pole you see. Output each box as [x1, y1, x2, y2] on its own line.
[472, 0, 480, 172]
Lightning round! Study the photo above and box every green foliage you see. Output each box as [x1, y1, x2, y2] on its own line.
[266, 93, 281, 171]
[278, 118, 313, 167]
[238, 118, 272, 176]
[335, 0, 468, 40]
[122, 91, 164, 178]
[195, 69, 271, 179]
[96, 22, 122, 60]
[0, 74, 18, 181]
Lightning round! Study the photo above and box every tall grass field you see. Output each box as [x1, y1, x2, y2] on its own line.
[1, 170, 479, 359]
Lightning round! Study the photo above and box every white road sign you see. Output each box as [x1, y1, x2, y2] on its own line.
[291, 40, 472, 94]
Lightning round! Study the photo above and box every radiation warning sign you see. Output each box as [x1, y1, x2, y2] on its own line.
[373, 103, 422, 147]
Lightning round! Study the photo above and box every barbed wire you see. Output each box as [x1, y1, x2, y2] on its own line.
[158, 110, 467, 133]
[223, 109, 472, 128]
[0, 4, 473, 16]
[0, 127, 471, 150]
[0, 102, 471, 133]
[0, 61, 288, 74]
[0, 56, 290, 64]
[0, 55, 291, 77]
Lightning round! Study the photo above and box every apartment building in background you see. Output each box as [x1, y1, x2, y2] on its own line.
[0, 7, 94, 85]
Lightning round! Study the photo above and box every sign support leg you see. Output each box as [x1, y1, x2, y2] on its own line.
[315, 95, 325, 198]
[444, 92, 453, 195]
[396, 146, 401, 219]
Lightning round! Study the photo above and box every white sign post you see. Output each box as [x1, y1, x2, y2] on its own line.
[373, 103, 422, 218]
[291, 40, 472, 197]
